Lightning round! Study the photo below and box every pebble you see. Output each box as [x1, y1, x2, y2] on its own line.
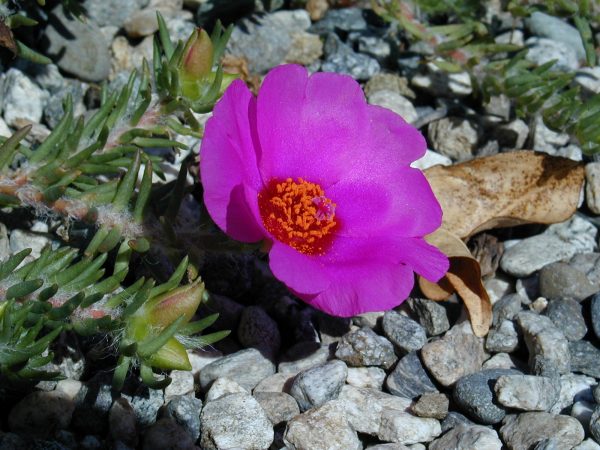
[494, 119, 529, 149]
[285, 32, 324, 66]
[284, 400, 362, 450]
[237, 305, 281, 358]
[367, 90, 418, 124]
[571, 400, 595, 430]
[532, 115, 570, 153]
[199, 348, 276, 391]
[205, 377, 248, 402]
[569, 340, 600, 378]
[346, 366, 386, 390]
[44, 5, 111, 82]
[338, 385, 412, 435]
[492, 294, 523, 326]
[592, 293, 600, 339]
[500, 412, 585, 450]
[407, 298, 450, 336]
[410, 150, 453, 171]
[365, 445, 411, 450]
[441, 411, 476, 433]
[539, 262, 598, 302]
[253, 392, 300, 425]
[485, 319, 519, 353]
[1, 68, 48, 128]
[590, 406, 600, 443]
[8, 390, 75, 438]
[568, 253, 600, 286]
[120, 385, 164, 429]
[586, 163, 600, 215]
[253, 373, 295, 393]
[500, 216, 597, 278]
[517, 311, 571, 374]
[527, 11, 586, 61]
[278, 342, 334, 375]
[494, 375, 559, 411]
[411, 62, 473, 97]
[525, 37, 580, 72]
[43, 80, 87, 129]
[363, 73, 415, 99]
[357, 34, 391, 62]
[429, 424, 502, 450]
[289, 360, 347, 412]
[161, 395, 202, 443]
[378, 410, 442, 445]
[200, 393, 273, 450]
[544, 298, 587, 341]
[309, 7, 367, 35]
[421, 332, 487, 387]
[574, 439, 600, 450]
[142, 418, 196, 450]
[428, 117, 478, 162]
[385, 351, 438, 399]
[453, 368, 521, 424]
[109, 399, 138, 448]
[381, 310, 427, 353]
[82, 0, 147, 28]
[551, 374, 596, 414]
[321, 33, 380, 80]
[163, 370, 195, 401]
[482, 352, 520, 370]
[335, 327, 397, 369]
[0, 117, 10, 137]
[412, 393, 449, 420]
[227, 10, 312, 74]
[575, 67, 600, 97]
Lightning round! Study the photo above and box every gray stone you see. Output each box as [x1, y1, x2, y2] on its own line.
[382, 310, 427, 353]
[253, 373, 295, 394]
[346, 366, 386, 390]
[357, 34, 391, 62]
[378, 410, 442, 445]
[517, 311, 571, 374]
[441, 411, 476, 433]
[109, 398, 138, 448]
[321, 33, 380, 80]
[412, 393, 449, 420]
[595, 383, 600, 404]
[163, 370, 194, 401]
[525, 37, 580, 72]
[495, 375, 559, 411]
[385, 351, 438, 399]
[284, 32, 324, 66]
[0, 68, 48, 128]
[492, 294, 523, 326]
[428, 117, 478, 162]
[539, 262, 598, 302]
[365, 445, 410, 450]
[587, 163, 600, 214]
[576, 67, 600, 97]
[43, 79, 87, 129]
[367, 90, 417, 124]
[335, 327, 397, 369]
[527, 12, 586, 61]
[237, 306, 281, 358]
[161, 395, 202, 442]
[485, 319, 519, 353]
[411, 62, 472, 97]
[363, 73, 415, 100]
[200, 393, 273, 450]
[571, 401, 594, 431]
[494, 119, 529, 150]
[484, 94, 511, 120]
[309, 7, 367, 35]
[590, 406, 600, 444]
[253, 392, 299, 425]
[205, 377, 248, 402]
[532, 115, 571, 154]
[338, 385, 412, 435]
[569, 341, 600, 378]
[284, 400, 362, 450]
[289, 360, 347, 412]
[421, 332, 487, 387]
[122, 385, 164, 428]
[483, 352, 519, 370]
[199, 348, 275, 391]
[72, 377, 114, 434]
[574, 439, 600, 450]
[592, 293, 600, 339]
[429, 424, 502, 450]
[544, 299, 587, 341]
[278, 342, 334, 375]
[453, 368, 521, 425]
[551, 374, 597, 414]
[226, 10, 312, 74]
[8, 390, 75, 438]
[408, 298, 450, 336]
[142, 418, 196, 450]
[82, 0, 147, 28]
[500, 216, 597, 278]
[44, 6, 111, 82]
[500, 412, 584, 450]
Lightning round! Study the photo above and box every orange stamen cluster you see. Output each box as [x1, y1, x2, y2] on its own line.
[258, 178, 338, 255]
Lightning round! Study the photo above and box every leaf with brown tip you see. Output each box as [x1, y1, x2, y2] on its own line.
[424, 151, 584, 239]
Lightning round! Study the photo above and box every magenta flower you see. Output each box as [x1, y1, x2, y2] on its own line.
[200, 64, 449, 317]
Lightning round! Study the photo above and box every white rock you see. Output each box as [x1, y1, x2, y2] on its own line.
[187, 349, 222, 377]
[571, 400, 595, 430]
[410, 150, 452, 170]
[551, 374, 596, 414]
[428, 117, 478, 162]
[495, 29, 524, 46]
[525, 37, 580, 72]
[412, 61, 472, 96]
[533, 116, 570, 153]
[1, 68, 48, 127]
[429, 424, 502, 450]
[338, 385, 412, 435]
[205, 377, 248, 402]
[378, 410, 441, 445]
[575, 67, 600, 96]
[482, 353, 519, 370]
[500, 216, 597, 278]
[367, 90, 418, 124]
[164, 370, 195, 401]
[346, 367, 386, 390]
[586, 163, 600, 215]
[494, 375, 559, 411]
[573, 438, 600, 450]
[253, 373, 295, 393]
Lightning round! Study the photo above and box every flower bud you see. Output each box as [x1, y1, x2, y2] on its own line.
[180, 28, 214, 81]
[145, 278, 205, 329]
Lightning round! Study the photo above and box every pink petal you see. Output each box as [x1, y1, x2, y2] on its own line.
[200, 80, 265, 242]
[327, 166, 443, 238]
[298, 261, 415, 317]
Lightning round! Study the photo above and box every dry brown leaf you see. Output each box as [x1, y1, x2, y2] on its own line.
[0, 20, 17, 55]
[424, 150, 584, 239]
[419, 228, 492, 336]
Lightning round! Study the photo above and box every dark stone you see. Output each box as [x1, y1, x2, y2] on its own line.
[382, 310, 427, 353]
[161, 395, 203, 442]
[385, 351, 437, 399]
[569, 340, 600, 378]
[408, 298, 450, 336]
[544, 299, 587, 341]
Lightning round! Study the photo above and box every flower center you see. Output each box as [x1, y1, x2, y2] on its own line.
[258, 178, 337, 255]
